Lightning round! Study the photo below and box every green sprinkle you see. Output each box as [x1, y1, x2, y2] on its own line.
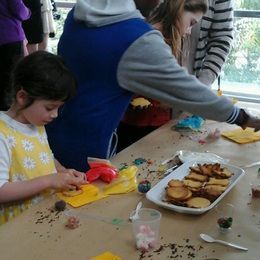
[119, 165, 128, 171]
[111, 218, 124, 225]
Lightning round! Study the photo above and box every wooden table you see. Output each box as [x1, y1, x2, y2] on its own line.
[0, 102, 260, 260]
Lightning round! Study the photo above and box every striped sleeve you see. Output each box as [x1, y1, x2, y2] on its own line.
[194, 0, 234, 86]
[226, 106, 240, 124]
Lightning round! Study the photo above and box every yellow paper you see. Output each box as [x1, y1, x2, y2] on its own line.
[91, 251, 122, 260]
[222, 128, 260, 144]
[57, 184, 108, 207]
[103, 166, 138, 195]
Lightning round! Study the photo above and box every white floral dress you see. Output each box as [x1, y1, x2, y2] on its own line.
[0, 118, 56, 225]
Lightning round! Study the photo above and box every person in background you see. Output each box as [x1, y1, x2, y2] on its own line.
[23, 0, 55, 53]
[38, 0, 56, 51]
[46, 0, 260, 172]
[118, 0, 234, 151]
[22, 0, 43, 54]
[0, 51, 86, 225]
[182, 0, 234, 87]
[51, 0, 61, 21]
[117, 0, 208, 152]
[0, 0, 30, 110]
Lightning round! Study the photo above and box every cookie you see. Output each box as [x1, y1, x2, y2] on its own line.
[62, 188, 83, 197]
[166, 186, 190, 201]
[168, 179, 184, 187]
[207, 178, 229, 186]
[186, 172, 208, 182]
[204, 184, 227, 196]
[213, 167, 233, 178]
[186, 197, 211, 208]
[183, 179, 203, 189]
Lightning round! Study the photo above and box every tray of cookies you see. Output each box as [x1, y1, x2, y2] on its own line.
[146, 160, 245, 214]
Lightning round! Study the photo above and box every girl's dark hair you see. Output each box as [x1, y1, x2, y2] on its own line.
[149, 0, 208, 58]
[9, 51, 77, 108]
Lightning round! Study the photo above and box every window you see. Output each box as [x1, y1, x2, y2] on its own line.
[213, 0, 260, 102]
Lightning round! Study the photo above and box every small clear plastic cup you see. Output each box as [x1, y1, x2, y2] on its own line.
[215, 203, 234, 234]
[130, 208, 161, 252]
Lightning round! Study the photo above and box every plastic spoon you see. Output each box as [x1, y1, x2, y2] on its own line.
[129, 201, 142, 221]
[241, 161, 260, 168]
[200, 234, 248, 251]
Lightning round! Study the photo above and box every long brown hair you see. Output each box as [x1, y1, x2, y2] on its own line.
[148, 0, 208, 58]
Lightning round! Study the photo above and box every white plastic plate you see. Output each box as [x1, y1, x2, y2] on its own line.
[146, 160, 245, 215]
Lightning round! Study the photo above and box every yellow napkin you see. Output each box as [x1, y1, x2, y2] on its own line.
[222, 128, 260, 144]
[103, 166, 138, 195]
[57, 184, 108, 208]
[91, 251, 122, 260]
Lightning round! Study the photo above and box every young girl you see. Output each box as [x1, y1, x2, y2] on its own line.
[117, 0, 208, 151]
[0, 51, 86, 225]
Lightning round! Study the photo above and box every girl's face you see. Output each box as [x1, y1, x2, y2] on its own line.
[180, 11, 203, 37]
[21, 99, 64, 126]
[14, 90, 64, 126]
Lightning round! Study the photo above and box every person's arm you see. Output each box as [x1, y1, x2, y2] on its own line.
[0, 172, 85, 203]
[117, 31, 260, 131]
[7, 0, 31, 21]
[0, 137, 85, 204]
[196, 0, 234, 86]
[54, 158, 66, 172]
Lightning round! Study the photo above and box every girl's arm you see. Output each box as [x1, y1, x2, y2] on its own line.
[0, 171, 85, 203]
[0, 137, 86, 203]
[54, 158, 67, 172]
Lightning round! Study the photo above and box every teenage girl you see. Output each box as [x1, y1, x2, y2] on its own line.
[0, 51, 86, 225]
[117, 0, 208, 151]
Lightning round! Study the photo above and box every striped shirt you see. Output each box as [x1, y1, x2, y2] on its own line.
[182, 0, 234, 86]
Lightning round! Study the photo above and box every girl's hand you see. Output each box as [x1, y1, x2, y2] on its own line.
[49, 171, 86, 190]
[67, 169, 86, 180]
[62, 169, 87, 183]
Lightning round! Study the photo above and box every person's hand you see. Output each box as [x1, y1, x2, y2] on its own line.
[243, 116, 260, 132]
[65, 169, 87, 183]
[48, 171, 86, 190]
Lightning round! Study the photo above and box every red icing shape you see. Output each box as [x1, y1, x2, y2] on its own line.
[86, 166, 118, 183]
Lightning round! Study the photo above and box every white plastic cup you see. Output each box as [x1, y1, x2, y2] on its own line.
[130, 208, 161, 252]
[215, 203, 234, 233]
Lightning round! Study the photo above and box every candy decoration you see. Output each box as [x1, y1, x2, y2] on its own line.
[66, 216, 80, 229]
[135, 224, 156, 252]
[138, 180, 151, 193]
[217, 217, 233, 229]
[54, 200, 66, 211]
[133, 158, 146, 165]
